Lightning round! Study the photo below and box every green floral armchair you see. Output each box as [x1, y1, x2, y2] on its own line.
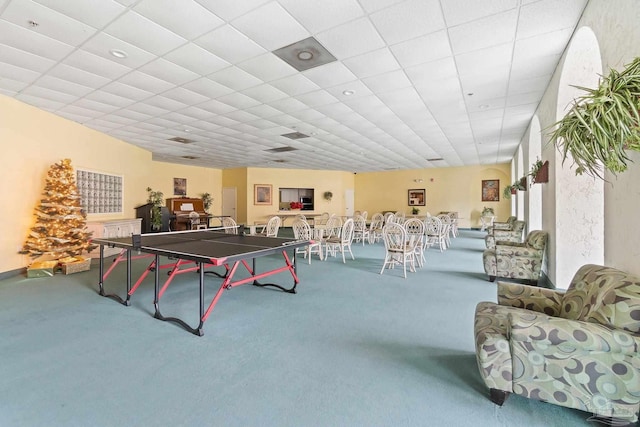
[485, 220, 526, 249]
[474, 264, 640, 424]
[487, 216, 516, 233]
[483, 230, 547, 283]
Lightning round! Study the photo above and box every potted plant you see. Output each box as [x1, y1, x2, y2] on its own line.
[323, 191, 333, 201]
[550, 56, 640, 178]
[200, 192, 212, 213]
[503, 180, 525, 199]
[411, 207, 420, 215]
[146, 187, 164, 230]
[481, 207, 494, 217]
[528, 158, 549, 185]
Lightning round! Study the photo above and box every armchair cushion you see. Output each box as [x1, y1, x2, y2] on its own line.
[483, 230, 548, 282]
[485, 220, 526, 249]
[487, 216, 516, 233]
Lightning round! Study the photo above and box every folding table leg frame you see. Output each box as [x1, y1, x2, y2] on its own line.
[98, 246, 154, 306]
[152, 250, 299, 336]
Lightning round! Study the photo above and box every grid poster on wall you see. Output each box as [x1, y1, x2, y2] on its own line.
[76, 169, 123, 214]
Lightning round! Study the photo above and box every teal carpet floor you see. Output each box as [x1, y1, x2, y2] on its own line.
[0, 230, 595, 426]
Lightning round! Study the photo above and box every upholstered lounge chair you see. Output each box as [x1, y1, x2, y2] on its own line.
[474, 264, 640, 425]
[485, 220, 526, 249]
[487, 216, 516, 233]
[483, 230, 547, 283]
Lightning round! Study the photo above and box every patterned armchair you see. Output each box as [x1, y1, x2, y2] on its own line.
[485, 220, 526, 249]
[487, 216, 516, 233]
[474, 264, 640, 424]
[483, 230, 547, 283]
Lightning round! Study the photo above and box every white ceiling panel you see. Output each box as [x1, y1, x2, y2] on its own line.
[370, 0, 445, 45]
[133, 0, 223, 40]
[1, 0, 588, 171]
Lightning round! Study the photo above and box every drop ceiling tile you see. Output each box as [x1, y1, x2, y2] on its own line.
[195, 0, 270, 21]
[138, 57, 200, 86]
[231, 2, 309, 51]
[389, 30, 452, 69]
[0, 77, 29, 94]
[240, 84, 289, 103]
[117, 70, 175, 94]
[441, 0, 518, 27]
[224, 110, 260, 123]
[510, 53, 561, 80]
[505, 91, 542, 107]
[237, 53, 297, 83]
[162, 87, 211, 106]
[508, 75, 550, 96]
[362, 70, 412, 94]
[197, 99, 238, 115]
[270, 74, 319, 97]
[63, 49, 132, 80]
[343, 47, 400, 79]
[0, 20, 75, 61]
[84, 90, 136, 108]
[208, 66, 263, 91]
[33, 0, 126, 29]
[81, 32, 156, 69]
[325, 80, 373, 100]
[104, 10, 187, 56]
[194, 24, 267, 65]
[71, 97, 121, 114]
[448, 9, 518, 55]
[279, 0, 364, 34]
[0, 43, 55, 73]
[316, 18, 385, 60]
[371, 0, 445, 45]
[513, 27, 574, 61]
[100, 81, 153, 101]
[134, 0, 224, 40]
[48, 63, 110, 88]
[21, 84, 78, 104]
[269, 97, 308, 114]
[144, 95, 189, 112]
[182, 77, 234, 99]
[111, 108, 153, 122]
[0, 60, 40, 84]
[245, 104, 285, 119]
[2, 0, 97, 46]
[294, 90, 339, 108]
[405, 57, 458, 87]
[163, 43, 230, 76]
[517, 0, 587, 40]
[301, 62, 357, 88]
[174, 106, 213, 121]
[216, 92, 261, 110]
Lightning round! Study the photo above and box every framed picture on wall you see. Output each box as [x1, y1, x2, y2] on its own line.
[408, 189, 426, 206]
[254, 184, 272, 205]
[482, 179, 500, 202]
[174, 178, 187, 196]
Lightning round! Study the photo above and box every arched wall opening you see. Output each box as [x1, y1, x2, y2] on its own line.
[527, 117, 542, 231]
[516, 146, 525, 220]
[552, 26, 604, 289]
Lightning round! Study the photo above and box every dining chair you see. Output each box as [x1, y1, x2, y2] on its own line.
[380, 222, 415, 278]
[324, 218, 355, 263]
[292, 218, 322, 263]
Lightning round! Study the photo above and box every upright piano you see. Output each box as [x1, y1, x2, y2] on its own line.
[166, 197, 210, 231]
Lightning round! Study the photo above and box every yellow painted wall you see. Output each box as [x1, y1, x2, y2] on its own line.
[355, 165, 511, 228]
[222, 168, 247, 223]
[0, 95, 223, 274]
[244, 168, 354, 225]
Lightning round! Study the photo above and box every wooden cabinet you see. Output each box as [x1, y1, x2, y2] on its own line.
[86, 218, 142, 258]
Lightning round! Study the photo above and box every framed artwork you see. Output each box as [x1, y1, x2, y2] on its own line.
[254, 184, 272, 205]
[408, 189, 425, 206]
[76, 169, 123, 214]
[174, 178, 187, 196]
[482, 179, 500, 202]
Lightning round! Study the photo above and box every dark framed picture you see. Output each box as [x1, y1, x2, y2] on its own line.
[408, 189, 425, 206]
[254, 184, 272, 205]
[174, 178, 187, 196]
[482, 179, 500, 202]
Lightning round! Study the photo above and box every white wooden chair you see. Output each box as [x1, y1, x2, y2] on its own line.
[352, 214, 369, 246]
[404, 218, 426, 267]
[380, 222, 415, 278]
[368, 213, 385, 244]
[222, 216, 238, 234]
[260, 216, 281, 237]
[292, 218, 322, 263]
[189, 211, 207, 230]
[324, 218, 355, 263]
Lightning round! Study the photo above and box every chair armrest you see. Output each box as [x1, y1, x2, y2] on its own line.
[497, 282, 563, 316]
[495, 243, 541, 257]
[492, 222, 512, 231]
[508, 310, 640, 355]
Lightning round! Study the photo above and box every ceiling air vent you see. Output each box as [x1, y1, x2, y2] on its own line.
[281, 132, 309, 140]
[181, 155, 199, 160]
[168, 137, 195, 144]
[272, 37, 337, 72]
[426, 158, 444, 162]
[266, 146, 298, 153]
[273, 159, 288, 163]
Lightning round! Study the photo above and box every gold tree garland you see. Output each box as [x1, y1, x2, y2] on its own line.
[20, 159, 96, 258]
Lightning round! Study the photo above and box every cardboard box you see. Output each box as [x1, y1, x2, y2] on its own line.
[27, 260, 59, 278]
[60, 256, 91, 274]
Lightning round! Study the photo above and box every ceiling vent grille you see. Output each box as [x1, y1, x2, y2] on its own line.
[168, 137, 195, 144]
[281, 132, 309, 140]
[181, 155, 199, 159]
[273, 159, 288, 163]
[266, 146, 298, 153]
[272, 37, 337, 72]
[426, 158, 444, 162]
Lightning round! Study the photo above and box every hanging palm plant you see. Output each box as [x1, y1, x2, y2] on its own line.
[550, 57, 640, 179]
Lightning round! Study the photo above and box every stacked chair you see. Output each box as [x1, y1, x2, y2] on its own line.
[474, 264, 640, 425]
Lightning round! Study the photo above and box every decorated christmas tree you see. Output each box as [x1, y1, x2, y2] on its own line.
[21, 158, 96, 259]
